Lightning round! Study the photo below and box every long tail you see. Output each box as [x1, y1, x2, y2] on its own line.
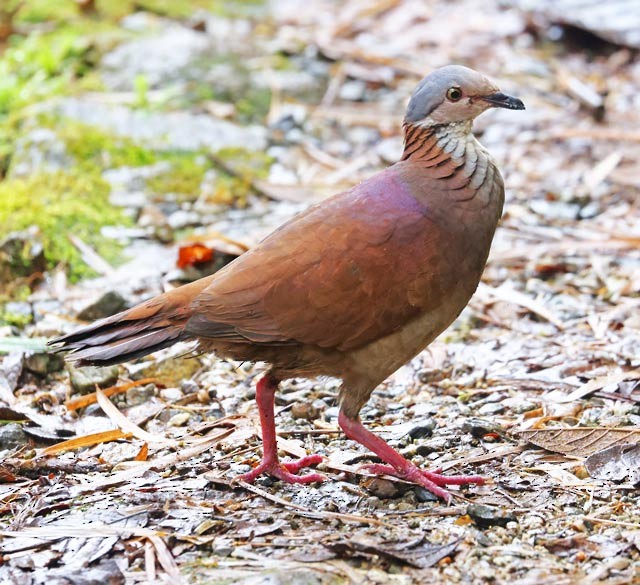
[48, 277, 214, 366]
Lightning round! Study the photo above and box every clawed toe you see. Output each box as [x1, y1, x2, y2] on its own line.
[237, 455, 326, 484]
[357, 461, 484, 502]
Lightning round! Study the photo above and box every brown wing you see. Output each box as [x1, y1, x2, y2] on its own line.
[185, 169, 460, 352]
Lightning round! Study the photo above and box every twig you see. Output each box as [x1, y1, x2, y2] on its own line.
[68, 234, 115, 277]
[231, 479, 393, 527]
[582, 516, 640, 529]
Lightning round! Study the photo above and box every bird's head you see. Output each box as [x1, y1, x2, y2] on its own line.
[404, 65, 524, 128]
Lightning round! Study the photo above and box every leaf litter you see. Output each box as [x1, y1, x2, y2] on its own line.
[1, 0, 640, 583]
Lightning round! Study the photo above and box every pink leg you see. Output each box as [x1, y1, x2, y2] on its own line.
[338, 411, 484, 502]
[237, 374, 325, 484]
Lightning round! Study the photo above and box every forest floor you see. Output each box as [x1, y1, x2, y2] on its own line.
[0, 1, 639, 583]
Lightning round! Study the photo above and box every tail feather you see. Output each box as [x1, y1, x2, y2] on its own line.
[48, 277, 216, 366]
[63, 326, 188, 366]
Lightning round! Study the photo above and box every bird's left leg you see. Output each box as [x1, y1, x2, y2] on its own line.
[237, 373, 325, 484]
[338, 410, 484, 502]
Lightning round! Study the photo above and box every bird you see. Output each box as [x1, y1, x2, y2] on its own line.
[49, 65, 524, 502]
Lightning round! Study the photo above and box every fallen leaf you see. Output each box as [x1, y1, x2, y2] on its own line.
[65, 377, 160, 411]
[96, 388, 178, 446]
[176, 242, 214, 269]
[516, 427, 640, 456]
[585, 442, 640, 485]
[326, 537, 460, 569]
[40, 429, 133, 456]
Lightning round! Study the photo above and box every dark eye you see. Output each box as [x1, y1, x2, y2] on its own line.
[446, 87, 462, 102]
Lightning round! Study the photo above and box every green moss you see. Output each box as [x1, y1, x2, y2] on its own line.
[0, 30, 93, 119]
[235, 87, 272, 124]
[215, 147, 272, 179]
[206, 147, 273, 206]
[0, 310, 32, 328]
[54, 119, 158, 169]
[146, 156, 208, 201]
[0, 171, 130, 281]
[17, 0, 265, 23]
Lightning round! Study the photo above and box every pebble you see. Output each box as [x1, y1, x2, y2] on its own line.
[0, 423, 28, 450]
[126, 383, 156, 406]
[408, 420, 436, 440]
[415, 486, 439, 502]
[159, 387, 184, 402]
[361, 477, 407, 499]
[77, 291, 128, 321]
[477, 402, 506, 415]
[24, 352, 65, 376]
[291, 402, 319, 421]
[69, 365, 120, 394]
[168, 412, 191, 427]
[467, 503, 517, 528]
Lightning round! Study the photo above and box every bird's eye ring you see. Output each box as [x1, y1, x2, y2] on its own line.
[446, 87, 462, 102]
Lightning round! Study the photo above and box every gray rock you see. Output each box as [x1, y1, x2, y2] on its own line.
[376, 136, 403, 163]
[103, 162, 172, 192]
[3, 302, 33, 323]
[407, 420, 436, 440]
[415, 486, 439, 502]
[167, 209, 201, 229]
[0, 229, 46, 280]
[0, 423, 28, 450]
[120, 11, 166, 32]
[101, 25, 213, 90]
[477, 402, 506, 416]
[253, 69, 319, 94]
[339, 79, 367, 101]
[24, 352, 65, 376]
[108, 190, 149, 208]
[77, 291, 128, 321]
[0, 351, 24, 396]
[69, 365, 120, 394]
[126, 383, 156, 406]
[462, 418, 505, 439]
[9, 128, 72, 178]
[467, 503, 517, 528]
[55, 98, 267, 152]
[159, 387, 183, 402]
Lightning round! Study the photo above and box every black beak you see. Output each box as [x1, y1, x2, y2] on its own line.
[481, 92, 525, 110]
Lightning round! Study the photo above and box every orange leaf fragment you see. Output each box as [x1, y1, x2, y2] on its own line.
[177, 243, 214, 269]
[134, 442, 149, 461]
[40, 429, 133, 456]
[65, 378, 160, 411]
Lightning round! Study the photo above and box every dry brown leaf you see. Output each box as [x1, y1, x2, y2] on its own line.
[547, 368, 640, 404]
[96, 388, 178, 446]
[476, 282, 564, 329]
[39, 429, 133, 456]
[65, 378, 160, 411]
[585, 443, 640, 484]
[148, 535, 183, 584]
[516, 427, 640, 457]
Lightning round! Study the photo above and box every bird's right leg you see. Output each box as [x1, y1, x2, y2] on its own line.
[237, 374, 325, 484]
[338, 410, 484, 502]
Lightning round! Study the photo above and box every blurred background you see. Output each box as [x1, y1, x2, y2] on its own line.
[1, 0, 638, 330]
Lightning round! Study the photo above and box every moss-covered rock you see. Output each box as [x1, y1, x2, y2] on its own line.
[0, 170, 130, 282]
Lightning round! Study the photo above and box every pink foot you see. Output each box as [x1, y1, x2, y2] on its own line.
[338, 411, 484, 502]
[360, 462, 484, 501]
[238, 454, 326, 484]
[238, 374, 326, 484]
